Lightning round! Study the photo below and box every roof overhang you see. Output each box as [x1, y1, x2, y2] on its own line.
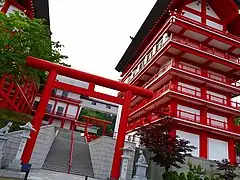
[115, 0, 240, 73]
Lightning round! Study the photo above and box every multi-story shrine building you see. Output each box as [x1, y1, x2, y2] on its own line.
[116, 0, 240, 163]
[33, 75, 119, 130]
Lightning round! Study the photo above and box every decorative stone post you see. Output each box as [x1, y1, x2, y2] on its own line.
[132, 150, 148, 180]
[0, 122, 13, 168]
[8, 122, 35, 171]
[119, 146, 135, 180]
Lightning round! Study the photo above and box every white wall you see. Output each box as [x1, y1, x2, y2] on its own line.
[67, 104, 78, 117]
[208, 138, 228, 161]
[81, 99, 118, 114]
[207, 91, 226, 104]
[177, 104, 200, 122]
[177, 130, 199, 157]
[186, 1, 201, 12]
[207, 113, 227, 128]
[6, 5, 22, 15]
[182, 10, 201, 22]
[178, 82, 201, 97]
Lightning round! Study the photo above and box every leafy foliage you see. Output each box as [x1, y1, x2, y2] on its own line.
[137, 117, 196, 172]
[79, 108, 116, 135]
[0, 12, 68, 83]
[0, 108, 32, 132]
[214, 159, 238, 180]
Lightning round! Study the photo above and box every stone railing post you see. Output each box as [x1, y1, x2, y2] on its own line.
[132, 150, 148, 180]
[0, 122, 12, 168]
[119, 146, 135, 180]
[8, 122, 35, 171]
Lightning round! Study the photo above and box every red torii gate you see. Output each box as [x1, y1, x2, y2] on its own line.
[21, 56, 153, 179]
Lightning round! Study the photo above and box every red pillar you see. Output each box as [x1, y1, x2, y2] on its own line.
[102, 124, 106, 136]
[228, 138, 236, 164]
[200, 131, 208, 159]
[110, 91, 132, 179]
[21, 70, 57, 164]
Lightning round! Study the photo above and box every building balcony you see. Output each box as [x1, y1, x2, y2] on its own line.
[120, 14, 240, 93]
[169, 12, 240, 55]
[131, 60, 240, 107]
[129, 81, 240, 121]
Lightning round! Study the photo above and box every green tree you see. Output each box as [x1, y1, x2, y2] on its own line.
[0, 11, 68, 82]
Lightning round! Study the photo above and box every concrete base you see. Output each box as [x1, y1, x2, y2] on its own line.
[0, 169, 25, 179]
[8, 159, 22, 172]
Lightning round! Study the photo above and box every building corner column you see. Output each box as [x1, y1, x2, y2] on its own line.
[228, 138, 236, 164]
[200, 131, 208, 159]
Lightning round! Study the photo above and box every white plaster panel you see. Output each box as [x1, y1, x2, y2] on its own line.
[67, 105, 78, 117]
[183, 10, 201, 22]
[207, 113, 227, 128]
[6, 5, 22, 15]
[186, 1, 201, 12]
[177, 130, 200, 157]
[206, 20, 223, 30]
[206, 91, 226, 104]
[178, 82, 201, 97]
[208, 138, 228, 161]
[206, 4, 220, 19]
[177, 104, 200, 122]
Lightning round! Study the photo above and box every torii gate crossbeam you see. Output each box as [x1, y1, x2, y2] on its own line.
[21, 56, 153, 179]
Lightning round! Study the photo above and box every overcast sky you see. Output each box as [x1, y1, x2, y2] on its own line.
[49, 0, 156, 95]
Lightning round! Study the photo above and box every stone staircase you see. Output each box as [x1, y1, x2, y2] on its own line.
[42, 128, 94, 177]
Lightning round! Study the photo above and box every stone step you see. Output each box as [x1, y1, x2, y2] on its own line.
[43, 128, 94, 177]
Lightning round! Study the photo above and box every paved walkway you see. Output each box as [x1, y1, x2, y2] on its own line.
[28, 169, 94, 180]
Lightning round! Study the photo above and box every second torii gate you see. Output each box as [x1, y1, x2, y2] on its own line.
[21, 56, 153, 179]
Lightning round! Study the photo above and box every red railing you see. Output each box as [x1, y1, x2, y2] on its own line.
[177, 84, 201, 97]
[176, 62, 201, 75]
[207, 117, 228, 130]
[68, 129, 74, 174]
[173, 12, 240, 43]
[206, 93, 227, 105]
[177, 109, 200, 122]
[142, 61, 172, 88]
[130, 83, 171, 114]
[172, 36, 240, 64]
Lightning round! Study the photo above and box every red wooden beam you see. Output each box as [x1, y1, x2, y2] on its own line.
[26, 56, 153, 98]
[82, 115, 112, 125]
[55, 81, 124, 105]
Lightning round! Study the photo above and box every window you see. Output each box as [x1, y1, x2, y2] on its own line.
[106, 105, 111, 109]
[56, 106, 64, 116]
[62, 90, 68, 97]
[33, 101, 39, 110]
[92, 101, 96, 105]
[46, 104, 53, 113]
[52, 89, 57, 95]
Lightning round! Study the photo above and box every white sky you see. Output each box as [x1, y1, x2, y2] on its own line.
[49, 0, 156, 95]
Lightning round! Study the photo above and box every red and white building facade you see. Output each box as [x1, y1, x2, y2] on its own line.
[33, 75, 119, 131]
[116, 0, 240, 163]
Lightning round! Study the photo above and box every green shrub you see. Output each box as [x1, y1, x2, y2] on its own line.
[0, 109, 32, 132]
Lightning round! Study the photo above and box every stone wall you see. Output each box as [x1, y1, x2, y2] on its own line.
[2, 125, 56, 169]
[89, 136, 136, 180]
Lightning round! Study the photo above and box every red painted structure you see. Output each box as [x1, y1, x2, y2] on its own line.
[116, 0, 240, 165]
[21, 56, 153, 179]
[0, 74, 37, 114]
[0, 0, 34, 18]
